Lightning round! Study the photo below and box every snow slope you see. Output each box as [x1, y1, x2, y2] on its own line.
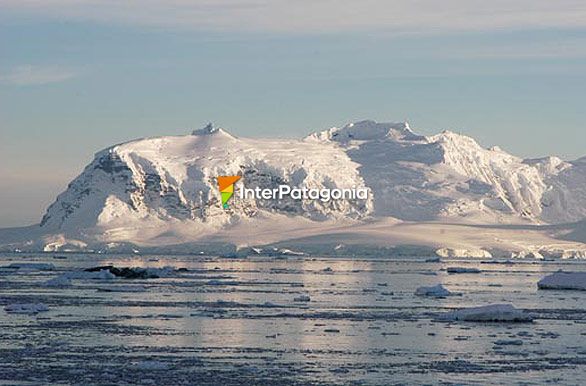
[308, 120, 578, 223]
[40, 123, 371, 233]
[2, 120, 586, 254]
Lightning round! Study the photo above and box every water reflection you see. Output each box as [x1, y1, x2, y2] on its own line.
[0, 253, 585, 385]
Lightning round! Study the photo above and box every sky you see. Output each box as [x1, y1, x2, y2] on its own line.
[1, 0, 586, 227]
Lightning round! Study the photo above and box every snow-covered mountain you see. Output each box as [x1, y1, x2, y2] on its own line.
[40, 123, 373, 232]
[2, 120, 586, 254]
[309, 121, 586, 224]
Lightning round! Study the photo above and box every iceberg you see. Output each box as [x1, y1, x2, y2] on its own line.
[441, 304, 532, 322]
[43, 269, 116, 286]
[415, 284, 452, 297]
[537, 272, 586, 291]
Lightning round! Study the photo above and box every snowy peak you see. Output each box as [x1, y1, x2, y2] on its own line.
[192, 122, 218, 135]
[307, 120, 423, 142]
[191, 122, 235, 139]
[432, 130, 487, 150]
[523, 156, 569, 175]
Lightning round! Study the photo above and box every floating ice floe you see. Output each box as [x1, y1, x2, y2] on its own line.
[134, 360, 170, 371]
[415, 284, 453, 297]
[494, 339, 523, 346]
[43, 268, 116, 287]
[446, 267, 481, 274]
[50, 265, 177, 284]
[537, 271, 586, 291]
[43, 275, 72, 287]
[67, 269, 116, 280]
[206, 279, 240, 286]
[96, 285, 147, 292]
[4, 303, 49, 314]
[84, 266, 175, 279]
[441, 304, 533, 322]
[6, 263, 55, 271]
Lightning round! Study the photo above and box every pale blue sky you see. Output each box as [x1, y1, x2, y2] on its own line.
[1, 1, 586, 227]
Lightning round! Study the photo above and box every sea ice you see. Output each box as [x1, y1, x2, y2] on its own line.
[96, 285, 147, 292]
[415, 284, 452, 297]
[84, 266, 174, 279]
[537, 271, 586, 291]
[446, 267, 481, 274]
[6, 262, 55, 271]
[5, 303, 49, 314]
[67, 269, 116, 280]
[441, 304, 533, 322]
[494, 339, 523, 346]
[42, 269, 115, 287]
[134, 360, 170, 371]
[43, 275, 72, 287]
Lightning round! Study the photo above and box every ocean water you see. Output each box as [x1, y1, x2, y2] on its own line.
[1, 253, 585, 385]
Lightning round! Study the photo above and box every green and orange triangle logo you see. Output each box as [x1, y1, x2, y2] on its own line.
[217, 175, 241, 209]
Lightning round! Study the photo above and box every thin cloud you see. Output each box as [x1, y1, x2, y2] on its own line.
[426, 37, 586, 60]
[0, 0, 585, 34]
[0, 65, 77, 86]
